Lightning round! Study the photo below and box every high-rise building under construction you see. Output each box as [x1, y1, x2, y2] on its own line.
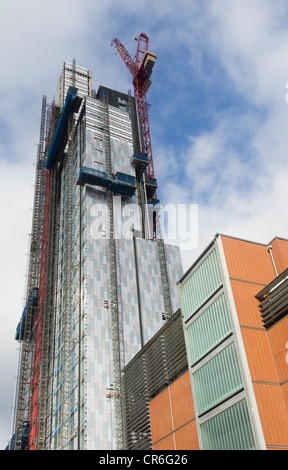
[10, 46, 183, 450]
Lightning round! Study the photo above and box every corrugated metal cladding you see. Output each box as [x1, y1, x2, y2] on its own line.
[123, 310, 187, 450]
[201, 399, 255, 450]
[180, 247, 223, 322]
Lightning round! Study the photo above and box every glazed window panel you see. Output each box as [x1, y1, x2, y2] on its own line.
[200, 399, 255, 450]
[186, 293, 232, 365]
[194, 342, 243, 416]
[181, 248, 222, 322]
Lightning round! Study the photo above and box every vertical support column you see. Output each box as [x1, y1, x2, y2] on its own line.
[72, 59, 76, 87]
[158, 240, 173, 320]
[60, 116, 74, 450]
[78, 181, 83, 450]
[46, 177, 60, 449]
[102, 93, 125, 450]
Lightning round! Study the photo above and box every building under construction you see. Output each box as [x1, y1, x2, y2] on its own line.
[8, 33, 288, 452]
[9, 36, 183, 450]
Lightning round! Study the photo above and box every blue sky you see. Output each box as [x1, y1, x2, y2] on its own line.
[1, 0, 288, 449]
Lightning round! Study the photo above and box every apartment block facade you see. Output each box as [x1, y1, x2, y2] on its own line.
[174, 234, 288, 450]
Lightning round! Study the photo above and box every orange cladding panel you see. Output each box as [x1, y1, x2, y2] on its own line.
[253, 383, 288, 447]
[230, 279, 265, 329]
[241, 328, 279, 383]
[149, 388, 173, 444]
[221, 236, 276, 284]
[174, 421, 200, 450]
[282, 382, 288, 410]
[150, 372, 199, 450]
[267, 448, 288, 450]
[169, 371, 195, 429]
[270, 238, 288, 276]
[267, 316, 288, 384]
[153, 434, 175, 450]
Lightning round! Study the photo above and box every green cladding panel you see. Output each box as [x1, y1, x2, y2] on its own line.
[186, 293, 232, 365]
[181, 248, 222, 322]
[200, 399, 256, 450]
[193, 342, 243, 416]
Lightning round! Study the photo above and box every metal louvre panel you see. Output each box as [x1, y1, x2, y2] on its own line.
[259, 281, 288, 328]
[123, 310, 187, 450]
[164, 320, 187, 380]
[123, 356, 151, 450]
[145, 337, 168, 392]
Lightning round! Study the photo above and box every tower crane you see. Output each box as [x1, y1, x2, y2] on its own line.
[111, 33, 157, 181]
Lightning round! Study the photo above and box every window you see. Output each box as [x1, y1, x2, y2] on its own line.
[200, 399, 255, 450]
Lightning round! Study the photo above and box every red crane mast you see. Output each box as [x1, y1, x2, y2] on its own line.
[111, 33, 157, 180]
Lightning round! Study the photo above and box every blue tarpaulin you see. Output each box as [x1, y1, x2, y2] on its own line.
[78, 166, 136, 197]
[44, 87, 82, 170]
[15, 288, 39, 342]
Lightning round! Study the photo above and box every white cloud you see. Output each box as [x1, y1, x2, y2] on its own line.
[207, 0, 288, 106]
[162, 100, 288, 268]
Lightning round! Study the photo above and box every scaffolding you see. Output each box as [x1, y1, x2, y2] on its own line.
[28, 168, 50, 449]
[60, 116, 74, 450]
[27, 98, 60, 451]
[12, 86, 81, 450]
[13, 96, 48, 450]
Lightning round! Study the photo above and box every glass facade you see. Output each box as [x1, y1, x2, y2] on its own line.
[194, 342, 243, 415]
[181, 248, 222, 321]
[179, 243, 256, 450]
[201, 399, 255, 450]
[186, 292, 232, 365]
